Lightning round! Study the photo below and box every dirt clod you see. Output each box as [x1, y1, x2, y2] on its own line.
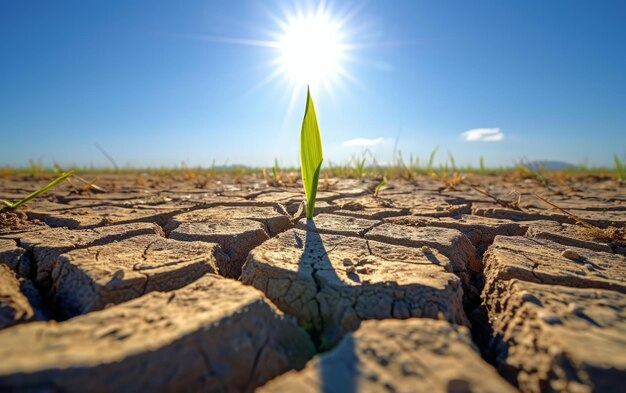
[258, 319, 517, 393]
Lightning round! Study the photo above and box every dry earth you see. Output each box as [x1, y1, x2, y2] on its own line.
[0, 173, 625, 392]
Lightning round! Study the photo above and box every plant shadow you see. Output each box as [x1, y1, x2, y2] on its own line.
[297, 218, 357, 393]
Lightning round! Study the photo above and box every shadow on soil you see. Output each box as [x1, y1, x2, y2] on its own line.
[298, 219, 357, 393]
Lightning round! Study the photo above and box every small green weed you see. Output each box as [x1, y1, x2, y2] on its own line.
[1, 170, 74, 209]
[264, 158, 284, 186]
[614, 155, 625, 182]
[426, 146, 439, 174]
[352, 155, 367, 179]
[272, 158, 282, 183]
[396, 151, 419, 182]
[515, 159, 548, 187]
[447, 151, 457, 171]
[373, 176, 388, 198]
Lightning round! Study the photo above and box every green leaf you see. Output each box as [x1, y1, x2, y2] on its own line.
[426, 146, 439, 173]
[300, 87, 323, 219]
[615, 154, 625, 181]
[1, 170, 74, 209]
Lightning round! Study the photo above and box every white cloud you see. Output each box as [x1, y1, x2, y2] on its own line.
[461, 128, 504, 142]
[341, 137, 385, 147]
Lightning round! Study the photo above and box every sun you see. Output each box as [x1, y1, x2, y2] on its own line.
[200, 1, 362, 110]
[274, 7, 348, 90]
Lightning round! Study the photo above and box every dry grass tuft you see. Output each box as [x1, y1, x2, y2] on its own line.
[534, 193, 625, 243]
[473, 187, 522, 210]
[67, 175, 107, 194]
[432, 170, 464, 190]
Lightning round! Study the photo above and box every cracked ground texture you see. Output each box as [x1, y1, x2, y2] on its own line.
[0, 173, 625, 392]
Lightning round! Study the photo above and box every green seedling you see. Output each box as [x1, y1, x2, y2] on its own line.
[363, 148, 383, 177]
[352, 155, 367, 179]
[264, 158, 284, 186]
[233, 165, 245, 184]
[300, 87, 324, 219]
[1, 170, 74, 209]
[479, 156, 486, 174]
[448, 151, 457, 171]
[326, 161, 336, 178]
[28, 159, 43, 176]
[515, 159, 548, 187]
[53, 161, 64, 174]
[209, 159, 217, 178]
[396, 150, 419, 182]
[614, 154, 625, 182]
[373, 176, 388, 198]
[426, 146, 439, 174]
[272, 158, 282, 183]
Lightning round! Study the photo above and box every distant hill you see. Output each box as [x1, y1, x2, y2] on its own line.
[525, 160, 576, 171]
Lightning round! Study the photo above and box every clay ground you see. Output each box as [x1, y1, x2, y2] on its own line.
[0, 172, 625, 392]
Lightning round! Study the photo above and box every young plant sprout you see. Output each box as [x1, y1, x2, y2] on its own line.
[300, 87, 323, 219]
[0, 170, 74, 209]
[614, 154, 625, 182]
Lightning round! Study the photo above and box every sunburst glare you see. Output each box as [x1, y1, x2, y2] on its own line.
[191, 1, 367, 117]
[256, 1, 361, 112]
[273, 5, 349, 91]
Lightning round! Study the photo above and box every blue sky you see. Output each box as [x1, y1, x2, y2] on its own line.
[1, 0, 625, 169]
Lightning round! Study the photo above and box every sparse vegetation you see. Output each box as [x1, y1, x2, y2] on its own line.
[2, 152, 622, 185]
